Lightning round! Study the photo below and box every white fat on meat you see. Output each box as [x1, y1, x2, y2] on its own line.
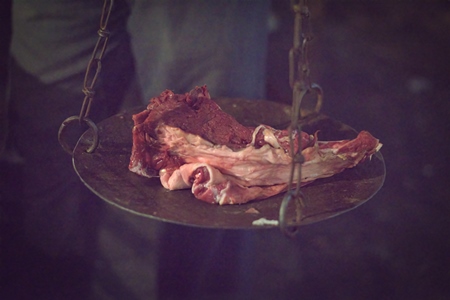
[160, 162, 287, 205]
[250, 125, 281, 149]
[158, 125, 292, 186]
[155, 125, 380, 204]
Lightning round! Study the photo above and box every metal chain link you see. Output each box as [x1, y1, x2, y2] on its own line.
[58, 0, 114, 155]
[279, 0, 323, 236]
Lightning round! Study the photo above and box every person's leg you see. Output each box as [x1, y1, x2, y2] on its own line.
[90, 206, 161, 300]
[10, 0, 135, 254]
[7, 0, 139, 297]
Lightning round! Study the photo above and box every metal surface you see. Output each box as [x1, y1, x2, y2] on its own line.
[73, 98, 385, 229]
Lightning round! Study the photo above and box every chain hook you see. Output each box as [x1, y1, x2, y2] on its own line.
[58, 0, 114, 155]
[58, 116, 99, 155]
[280, 0, 322, 236]
[279, 190, 306, 237]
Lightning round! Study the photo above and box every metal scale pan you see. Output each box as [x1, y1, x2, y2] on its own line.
[72, 98, 385, 229]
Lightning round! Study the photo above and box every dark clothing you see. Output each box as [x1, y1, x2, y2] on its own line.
[3, 1, 270, 299]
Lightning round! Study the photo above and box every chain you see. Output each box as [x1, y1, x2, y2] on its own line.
[58, 0, 114, 155]
[279, 0, 323, 236]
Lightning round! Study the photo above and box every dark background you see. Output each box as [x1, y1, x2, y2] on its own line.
[264, 1, 450, 299]
[2, 0, 450, 299]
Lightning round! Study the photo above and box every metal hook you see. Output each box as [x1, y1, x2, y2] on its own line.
[279, 190, 306, 237]
[299, 83, 323, 118]
[58, 116, 99, 155]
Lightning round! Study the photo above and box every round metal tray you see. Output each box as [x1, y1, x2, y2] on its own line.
[73, 98, 385, 229]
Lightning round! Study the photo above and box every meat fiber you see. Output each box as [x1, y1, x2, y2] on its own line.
[129, 86, 382, 205]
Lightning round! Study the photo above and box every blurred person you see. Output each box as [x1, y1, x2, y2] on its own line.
[2, 0, 269, 299]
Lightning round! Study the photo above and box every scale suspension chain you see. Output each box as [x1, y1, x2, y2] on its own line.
[279, 0, 324, 236]
[58, 0, 114, 155]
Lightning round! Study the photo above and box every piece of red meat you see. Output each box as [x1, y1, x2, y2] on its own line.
[129, 86, 382, 205]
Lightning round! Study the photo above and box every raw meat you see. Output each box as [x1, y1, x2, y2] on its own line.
[129, 86, 382, 205]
